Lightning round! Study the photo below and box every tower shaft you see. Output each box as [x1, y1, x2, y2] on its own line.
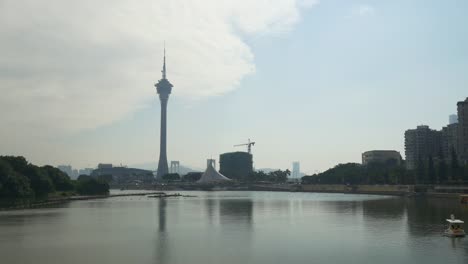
[157, 98, 169, 177]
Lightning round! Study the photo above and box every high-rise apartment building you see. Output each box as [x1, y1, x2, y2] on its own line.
[219, 152, 253, 180]
[458, 98, 468, 164]
[449, 114, 458, 125]
[404, 125, 441, 169]
[441, 123, 459, 161]
[292, 162, 300, 178]
[57, 165, 73, 177]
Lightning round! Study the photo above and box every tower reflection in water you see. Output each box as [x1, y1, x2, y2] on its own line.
[155, 198, 168, 264]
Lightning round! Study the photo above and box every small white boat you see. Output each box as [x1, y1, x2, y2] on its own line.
[444, 214, 465, 237]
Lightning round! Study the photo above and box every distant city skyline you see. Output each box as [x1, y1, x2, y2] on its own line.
[1, 1, 468, 174]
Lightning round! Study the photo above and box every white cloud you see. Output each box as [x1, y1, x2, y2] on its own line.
[351, 4, 376, 17]
[0, 0, 318, 140]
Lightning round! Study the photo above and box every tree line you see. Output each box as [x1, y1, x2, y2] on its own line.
[302, 155, 468, 185]
[158, 169, 291, 183]
[0, 156, 109, 198]
[248, 170, 290, 183]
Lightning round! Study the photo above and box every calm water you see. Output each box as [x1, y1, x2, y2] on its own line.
[1, 191, 468, 264]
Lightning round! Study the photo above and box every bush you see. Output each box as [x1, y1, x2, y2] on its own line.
[75, 177, 109, 195]
[182, 172, 202, 182]
[162, 173, 180, 182]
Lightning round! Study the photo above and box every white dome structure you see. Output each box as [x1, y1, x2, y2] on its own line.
[197, 159, 232, 184]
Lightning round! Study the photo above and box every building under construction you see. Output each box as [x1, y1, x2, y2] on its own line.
[219, 152, 253, 180]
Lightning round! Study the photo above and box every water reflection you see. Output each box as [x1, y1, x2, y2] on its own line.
[317, 200, 363, 216]
[159, 198, 167, 232]
[362, 198, 405, 221]
[204, 198, 217, 225]
[155, 198, 168, 264]
[405, 198, 468, 236]
[219, 199, 253, 227]
[1, 192, 468, 264]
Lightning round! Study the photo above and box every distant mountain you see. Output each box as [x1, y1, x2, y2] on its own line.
[128, 162, 157, 171]
[129, 162, 202, 175]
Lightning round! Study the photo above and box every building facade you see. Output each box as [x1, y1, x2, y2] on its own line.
[78, 168, 94, 176]
[441, 123, 459, 161]
[57, 165, 73, 177]
[219, 152, 253, 180]
[91, 166, 154, 184]
[449, 114, 458, 125]
[458, 98, 468, 164]
[404, 125, 441, 169]
[362, 150, 402, 166]
[291, 162, 300, 178]
[98, 163, 113, 169]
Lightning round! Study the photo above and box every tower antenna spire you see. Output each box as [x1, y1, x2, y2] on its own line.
[162, 42, 167, 79]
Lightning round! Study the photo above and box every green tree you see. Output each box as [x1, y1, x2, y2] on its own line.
[77, 175, 92, 181]
[41, 165, 74, 191]
[450, 147, 460, 182]
[404, 169, 416, 185]
[389, 166, 406, 185]
[437, 149, 447, 184]
[1, 156, 54, 196]
[182, 172, 202, 182]
[25, 165, 54, 196]
[0, 159, 33, 197]
[464, 165, 468, 182]
[427, 155, 435, 184]
[248, 170, 268, 182]
[76, 177, 109, 195]
[0, 156, 29, 175]
[162, 173, 180, 182]
[301, 175, 318, 184]
[268, 170, 290, 183]
[97, 174, 114, 183]
[416, 157, 425, 184]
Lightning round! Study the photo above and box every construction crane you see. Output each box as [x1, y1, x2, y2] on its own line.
[234, 139, 255, 154]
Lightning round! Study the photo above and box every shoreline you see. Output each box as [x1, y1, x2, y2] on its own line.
[1, 185, 466, 211]
[0, 192, 172, 211]
[250, 184, 466, 199]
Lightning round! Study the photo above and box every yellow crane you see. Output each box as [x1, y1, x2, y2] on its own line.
[234, 139, 255, 154]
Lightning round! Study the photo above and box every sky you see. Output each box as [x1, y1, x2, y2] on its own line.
[1, 0, 467, 174]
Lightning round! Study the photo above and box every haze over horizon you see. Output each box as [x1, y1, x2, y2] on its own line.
[1, 0, 467, 174]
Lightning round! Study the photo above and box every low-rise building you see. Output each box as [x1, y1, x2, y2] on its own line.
[78, 168, 94, 176]
[97, 163, 113, 169]
[362, 150, 402, 165]
[91, 166, 154, 184]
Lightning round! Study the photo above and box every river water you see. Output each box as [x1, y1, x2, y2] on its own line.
[0, 191, 468, 264]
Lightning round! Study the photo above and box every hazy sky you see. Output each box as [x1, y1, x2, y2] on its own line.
[1, 0, 467, 174]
